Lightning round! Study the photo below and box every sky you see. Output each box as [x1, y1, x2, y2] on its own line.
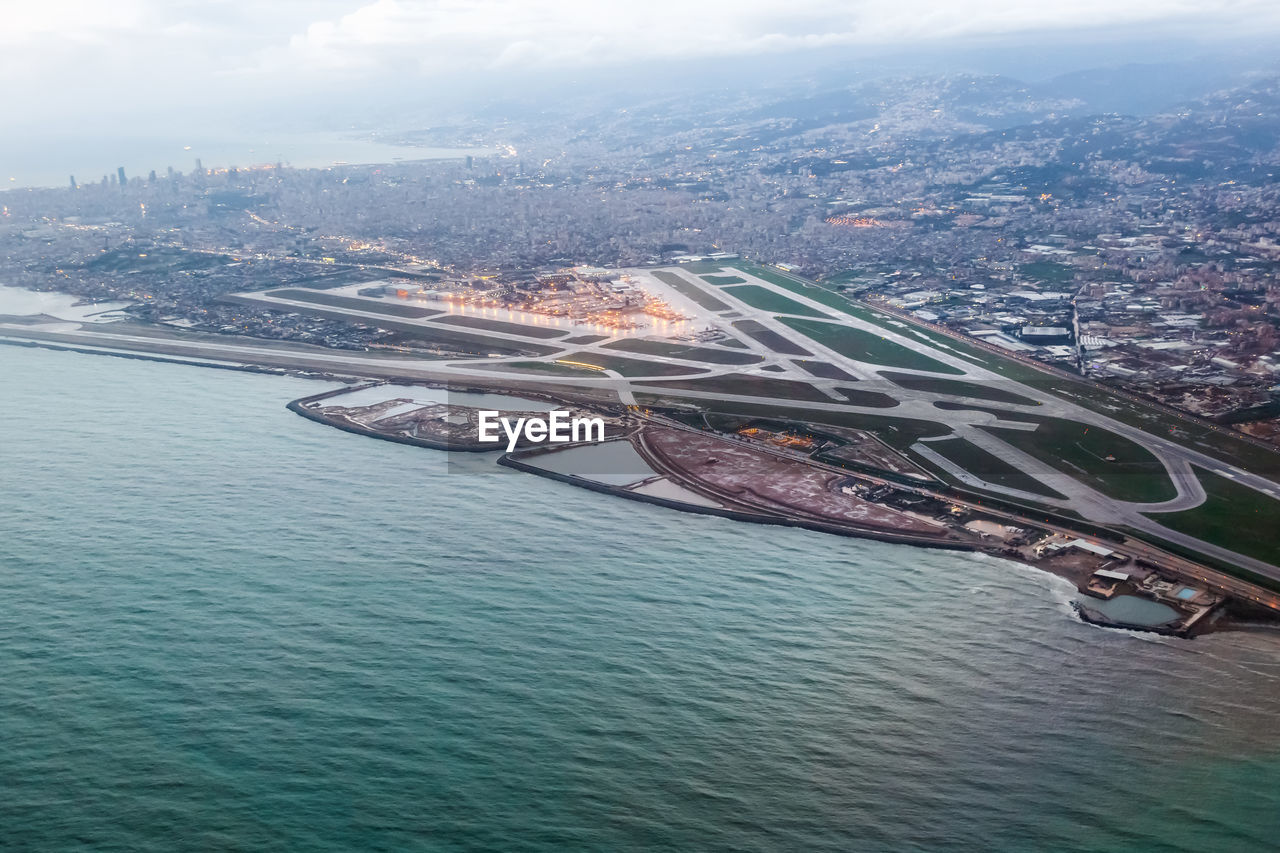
[3, 0, 1278, 130]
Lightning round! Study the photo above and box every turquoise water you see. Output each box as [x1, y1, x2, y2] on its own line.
[3, 345, 1280, 851]
[1087, 594, 1182, 627]
[522, 440, 656, 485]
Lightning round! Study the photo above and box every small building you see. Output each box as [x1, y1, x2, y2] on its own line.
[1020, 326, 1073, 345]
[971, 329, 1038, 352]
[1085, 569, 1128, 600]
[1065, 538, 1119, 558]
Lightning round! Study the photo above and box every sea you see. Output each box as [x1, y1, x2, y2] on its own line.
[1, 133, 485, 190]
[2, 344, 1279, 852]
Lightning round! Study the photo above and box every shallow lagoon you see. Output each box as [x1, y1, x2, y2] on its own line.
[1085, 594, 1181, 626]
[522, 439, 656, 486]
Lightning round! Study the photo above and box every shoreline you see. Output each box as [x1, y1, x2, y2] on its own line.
[6, 325, 1275, 638]
[498, 441, 1230, 639]
[496, 451, 976, 553]
[0, 333, 379, 384]
[287, 377, 1253, 639]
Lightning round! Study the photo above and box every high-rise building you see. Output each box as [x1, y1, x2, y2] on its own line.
[148, 170, 157, 182]
[117, 166, 127, 186]
[69, 175, 77, 190]
[195, 158, 203, 173]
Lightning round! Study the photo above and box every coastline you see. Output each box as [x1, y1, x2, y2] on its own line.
[288, 390, 484, 453]
[286, 378, 1256, 639]
[5, 324, 1274, 638]
[496, 450, 976, 553]
[498, 442, 1233, 639]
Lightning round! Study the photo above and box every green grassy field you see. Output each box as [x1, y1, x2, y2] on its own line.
[434, 314, 569, 339]
[830, 387, 901, 408]
[675, 261, 732, 274]
[792, 360, 857, 380]
[1019, 261, 1076, 284]
[602, 338, 762, 365]
[878, 372, 1039, 406]
[1145, 469, 1280, 568]
[741, 268, 886, 319]
[651, 271, 730, 311]
[932, 401, 1035, 421]
[731, 320, 813, 356]
[732, 265, 1280, 480]
[726, 263, 1003, 370]
[733, 263, 808, 291]
[983, 418, 1176, 503]
[720, 285, 829, 317]
[1115, 527, 1280, 591]
[471, 360, 602, 377]
[731, 264, 929, 335]
[1030, 382, 1280, 480]
[633, 394, 952, 449]
[70, 320, 453, 362]
[560, 351, 706, 377]
[267, 289, 442, 319]
[227, 296, 560, 357]
[697, 264, 1280, 489]
[923, 437, 1066, 499]
[819, 269, 872, 285]
[640, 374, 851, 404]
[728, 264, 1060, 373]
[779, 317, 965, 375]
[701, 274, 746, 285]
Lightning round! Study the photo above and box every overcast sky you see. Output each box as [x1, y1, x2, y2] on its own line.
[4, 0, 1278, 128]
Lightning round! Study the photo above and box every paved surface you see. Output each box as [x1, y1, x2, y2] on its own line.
[7, 261, 1280, 581]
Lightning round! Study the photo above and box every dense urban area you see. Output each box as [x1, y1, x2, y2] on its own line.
[3, 71, 1280, 445]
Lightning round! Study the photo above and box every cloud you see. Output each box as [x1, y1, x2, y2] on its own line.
[266, 0, 1280, 75]
[0, 0, 147, 45]
[2, 0, 1278, 127]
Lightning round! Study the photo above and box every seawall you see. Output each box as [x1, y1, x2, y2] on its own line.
[498, 452, 976, 553]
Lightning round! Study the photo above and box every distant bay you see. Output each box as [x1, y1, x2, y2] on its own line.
[1, 132, 487, 189]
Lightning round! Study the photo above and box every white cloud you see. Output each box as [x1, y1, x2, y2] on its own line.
[0, 0, 146, 44]
[1, 0, 1277, 127]
[265, 0, 1280, 75]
